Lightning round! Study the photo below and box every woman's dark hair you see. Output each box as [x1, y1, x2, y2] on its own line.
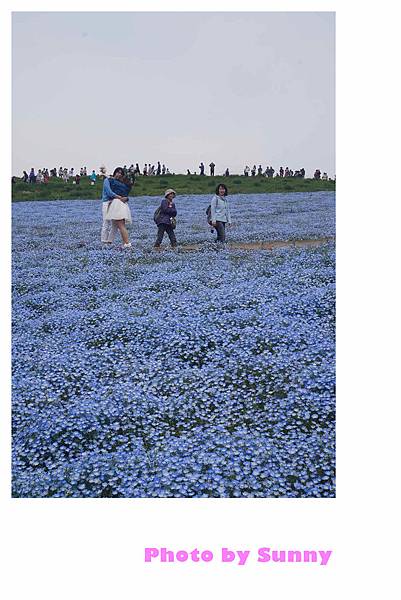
[215, 183, 228, 196]
[111, 166, 133, 192]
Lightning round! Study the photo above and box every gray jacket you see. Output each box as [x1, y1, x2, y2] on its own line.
[210, 194, 231, 224]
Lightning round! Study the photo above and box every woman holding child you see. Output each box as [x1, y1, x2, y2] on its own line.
[101, 167, 133, 248]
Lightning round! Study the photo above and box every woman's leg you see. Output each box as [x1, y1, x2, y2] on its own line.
[115, 219, 129, 245]
[166, 225, 177, 247]
[221, 222, 226, 243]
[108, 221, 119, 243]
[154, 224, 165, 247]
[215, 221, 226, 243]
[101, 203, 112, 242]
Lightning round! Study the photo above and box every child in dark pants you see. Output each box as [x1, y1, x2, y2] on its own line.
[154, 189, 177, 248]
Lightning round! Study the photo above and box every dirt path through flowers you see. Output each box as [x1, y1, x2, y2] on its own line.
[178, 236, 334, 252]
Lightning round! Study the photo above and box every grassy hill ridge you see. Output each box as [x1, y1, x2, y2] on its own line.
[12, 174, 335, 202]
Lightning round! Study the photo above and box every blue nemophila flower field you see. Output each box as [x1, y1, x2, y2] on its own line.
[12, 192, 335, 497]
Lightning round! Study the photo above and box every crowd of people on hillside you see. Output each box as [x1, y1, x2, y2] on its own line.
[20, 166, 93, 185]
[16, 162, 333, 184]
[241, 165, 324, 178]
[192, 162, 331, 179]
[17, 162, 175, 185]
[243, 165, 302, 178]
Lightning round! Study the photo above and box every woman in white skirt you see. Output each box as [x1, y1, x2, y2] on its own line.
[104, 167, 133, 248]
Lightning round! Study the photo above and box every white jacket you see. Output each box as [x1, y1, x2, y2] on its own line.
[210, 194, 231, 224]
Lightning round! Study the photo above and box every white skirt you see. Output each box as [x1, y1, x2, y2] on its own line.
[104, 198, 132, 223]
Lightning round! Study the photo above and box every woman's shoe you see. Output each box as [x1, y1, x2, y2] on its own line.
[123, 242, 132, 248]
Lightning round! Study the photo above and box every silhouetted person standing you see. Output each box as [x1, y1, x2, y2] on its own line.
[209, 162, 215, 176]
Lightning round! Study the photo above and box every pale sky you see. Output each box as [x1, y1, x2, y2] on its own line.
[12, 11, 335, 177]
